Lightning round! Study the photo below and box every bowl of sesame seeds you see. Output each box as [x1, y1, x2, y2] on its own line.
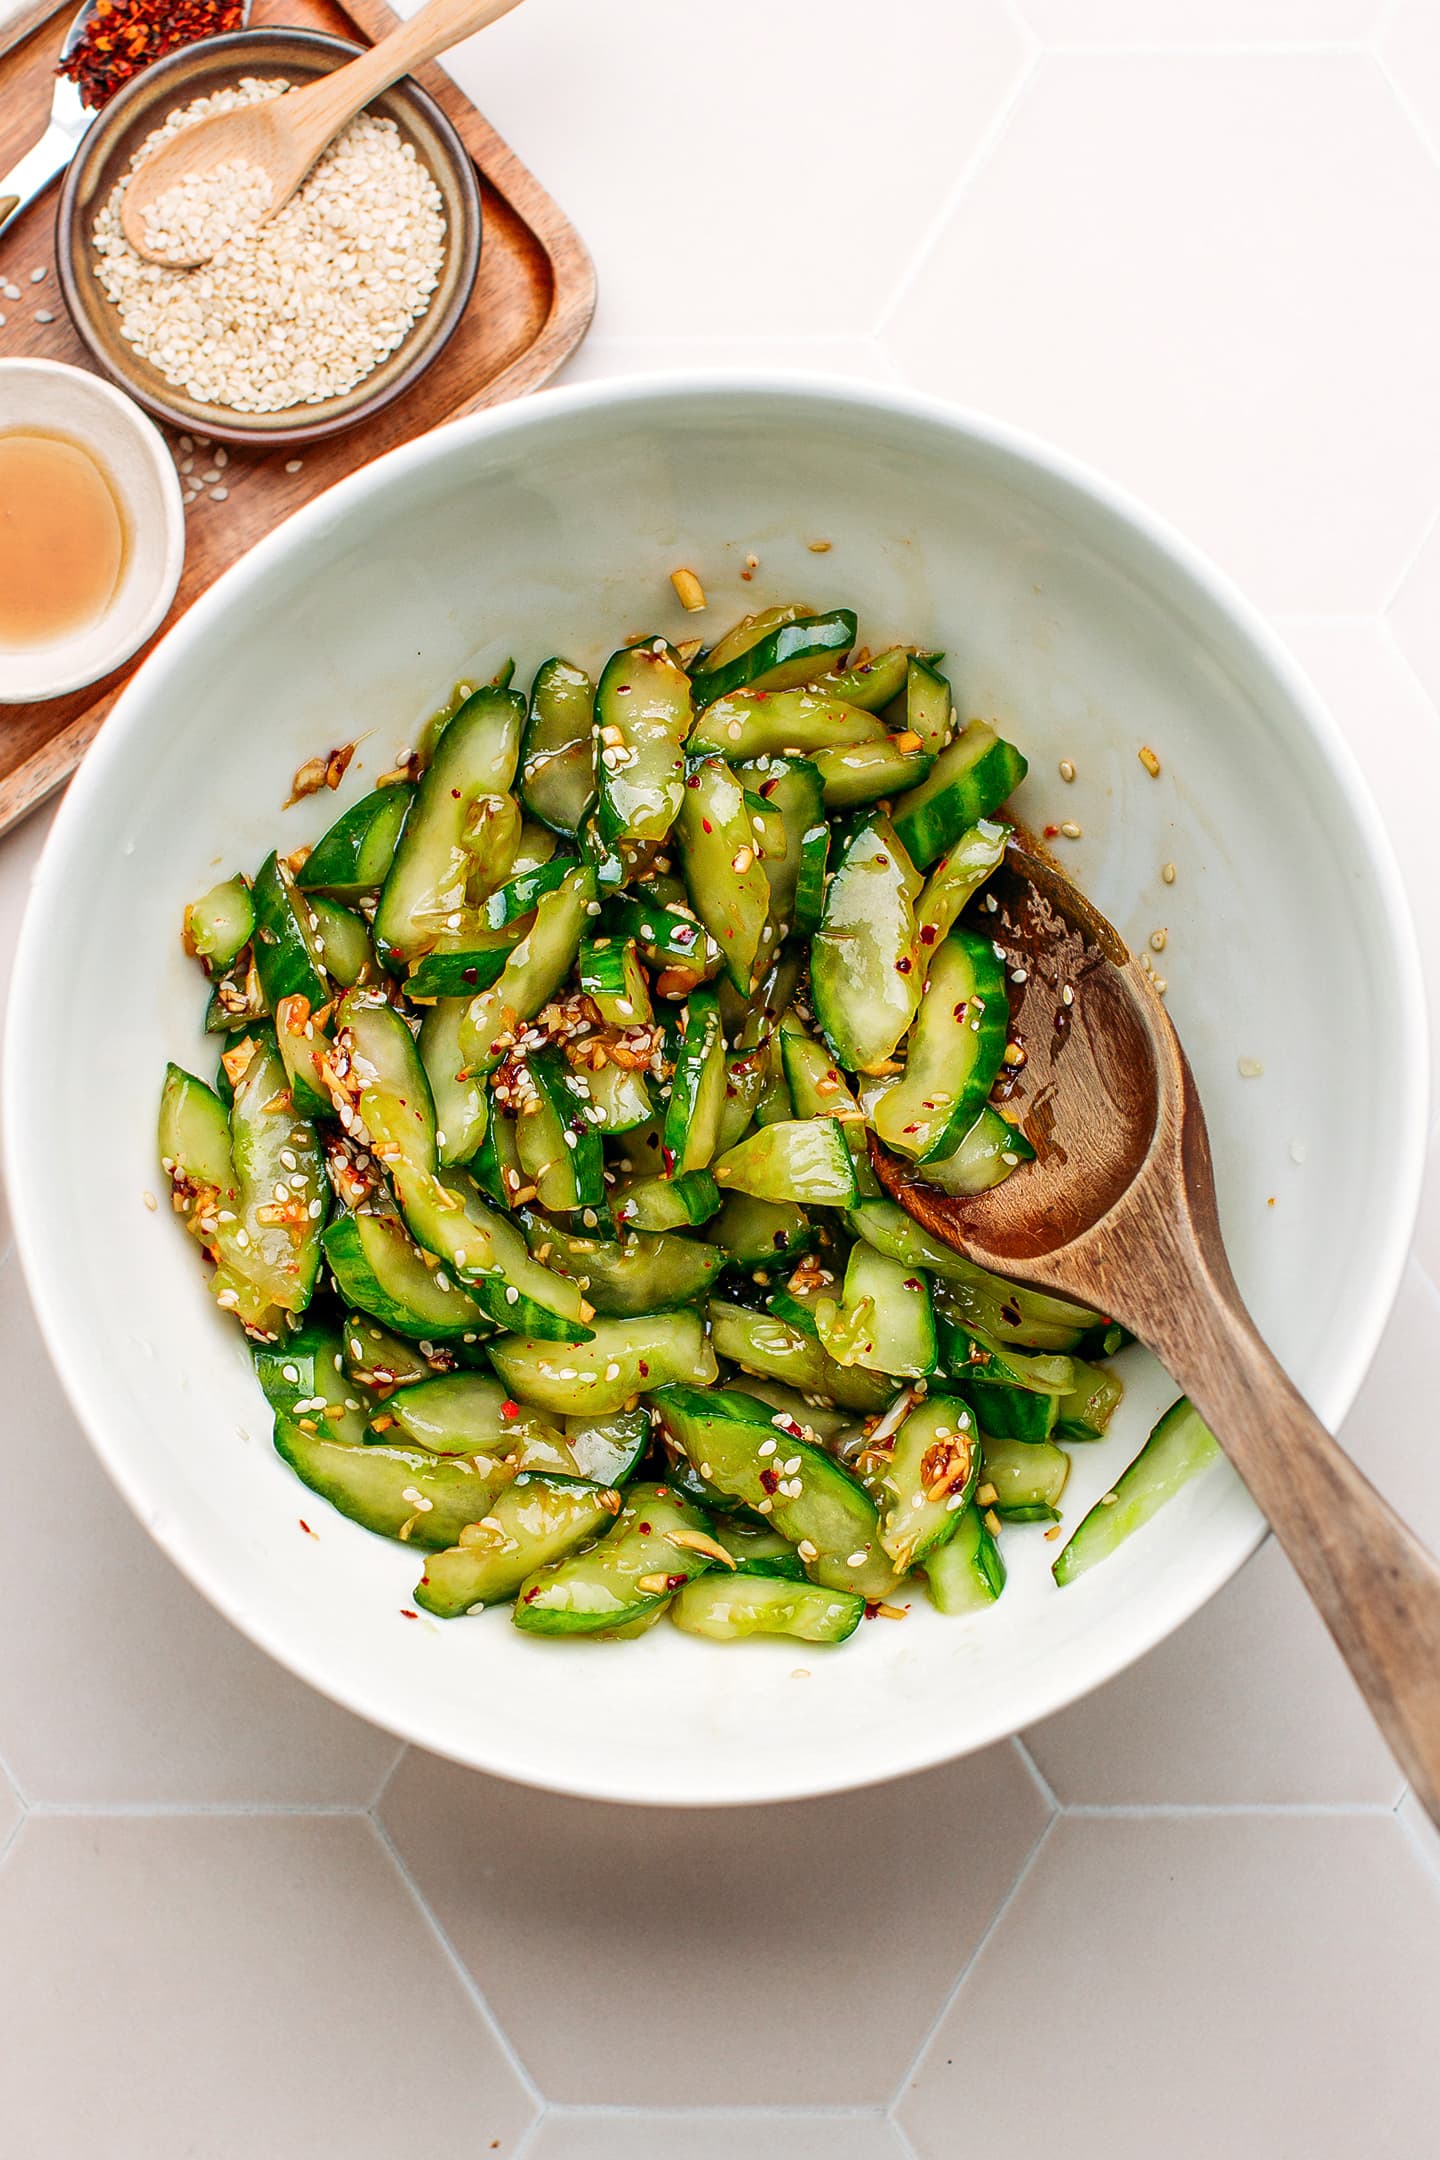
[55, 26, 481, 448]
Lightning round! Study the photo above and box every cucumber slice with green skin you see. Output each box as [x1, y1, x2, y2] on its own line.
[184, 875, 254, 972]
[689, 609, 856, 707]
[604, 894, 722, 983]
[252, 852, 330, 1013]
[705, 1297, 892, 1414]
[915, 819, 1010, 955]
[307, 897, 377, 989]
[711, 1191, 815, 1270]
[481, 854, 578, 929]
[490, 1311, 717, 1417]
[518, 1213, 724, 1315]
[650, 1385, 895, 1599]
[521, 659, 597, 836]
[933, 1314, 1075, 1396]
[689, 688, 886, 761]
[380, 1374, 564, 1461]
[676, 760, 774, 993]
[811, 814, 923, 1075]
[719, 1376, 854, 1445]
[713, 1119, 858, 1208]
[847, 1200, 1104, 1350]
[416, 1476, 618, 1618]
[514, 1482, 717, 1637]
[969, 1378, 1059, 1442]
[670, 1573, 865, 1643]
[578, 937, 653, 1027]
[342, 1311, 444, 1393]
[514, 1046, 605, 1212]
[459, 865, 598, 1075]
[814, 1242, 936, 1378]
[204, 953, 268, 1034]
[710, 1519, 807, 1579]
[565, 1408, 650, 1485]
[863, 1391, 977, 1571]
[872, 930, 1010, 1163]
[251, 1320, 351, 1421]
[273, 1414, 506, 1548]
[392, 1163, 594, 1339]
[1054, 1359, 1125, 1441]
[610, 1169, 721, 1233]
[404, 927, 525, 1002]
[778, 1013, 879, 1199]
[662, 990, 726, 1173]
[793, 822, 829, 934]
[471, 1108, 522, 1208]
[715, 1042, 773, 1153]
[810, 737, 934, 810]
[299, 787, 413, 900]
[333, 991, 437, 1175]
[694, 604, 810, 677]
[323, 1210, 490, 1343]
[920, 1107, 1035, 1196]
[925, 1503, 1006, 1615]
[513, 822, 559, 873]
[273, 995, 332, 1121]
[814, 644, 912, 712]
[570, 1058, 654, 1134]
[981, 1434, 1069, 1521]
[219, 1035, 324, 1330]
[418, 1000, 488, 1167]
[373, 687, 526, 970]
[902, 656, 956, 756]
[717, 940, 804, 1051]
[1053, 1399, 1219, 1584]
[594, 642, 692, 848]
[891, 719, 1028, 870]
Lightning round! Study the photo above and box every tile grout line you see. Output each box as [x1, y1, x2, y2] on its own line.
[1010, 1734, 1060, 1813]
[889, 2116, 923, 2160]
[886, 1809, 1059, 2116]
[1059, 1800, 1398, 1819]
[1036, 40, 1379, 56]
[368, 1808, 546, 2114]
[1396, 1795, 1440, 1891]
[541, 2104, 897, 2121]
[23, 1798, 376, 1818]
[1377, 500, 1440, 619]
[508, 2107, 550, 2160]
[873, 42, 1041, 339]
[364, 1739, 410, 1814]
[1368, 42, 1440, 176]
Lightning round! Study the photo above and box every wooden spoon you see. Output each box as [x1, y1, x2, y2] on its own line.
[121, 0, 524, 266]
[870, 839, 1440, 1825]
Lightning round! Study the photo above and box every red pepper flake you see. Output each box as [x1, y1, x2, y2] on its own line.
[1043, 823, 1061, 840]
[760, 1467, 780, 1494]
[58, 0, 243, 109]
[399, 1608, 419, 1620]
[919, 924, 938, 945]
[500, 1399, 522, 1420]
[638, 1522, 652, 1535]
[896, 956, 912, 974]
[701, 818, 713, 833]
[298, 1518, 317, 1538]
[638, 1359, 650, 1377]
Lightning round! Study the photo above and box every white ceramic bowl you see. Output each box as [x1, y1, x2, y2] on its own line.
[0, 359, 184, 702]
[4, 377, 1426, 1805]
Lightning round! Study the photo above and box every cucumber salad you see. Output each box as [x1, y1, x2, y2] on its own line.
[159, 600, 1209, 1646]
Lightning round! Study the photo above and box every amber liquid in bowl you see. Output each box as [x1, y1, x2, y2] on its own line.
[0, 432, 124, 649]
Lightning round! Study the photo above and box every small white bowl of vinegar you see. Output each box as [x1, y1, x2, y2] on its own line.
[0, 358, 184, 704]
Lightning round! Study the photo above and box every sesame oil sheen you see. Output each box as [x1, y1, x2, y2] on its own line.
[0, 431, 125, 649]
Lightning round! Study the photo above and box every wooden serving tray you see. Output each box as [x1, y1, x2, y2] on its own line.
[0, 0, 596, 834]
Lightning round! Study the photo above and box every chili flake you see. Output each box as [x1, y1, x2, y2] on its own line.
[58, 0, 243, 111]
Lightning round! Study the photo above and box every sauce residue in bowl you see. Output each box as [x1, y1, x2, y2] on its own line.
[0, 431, 125, 649]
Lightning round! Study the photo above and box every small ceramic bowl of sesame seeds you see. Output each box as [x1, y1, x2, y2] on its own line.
[55, 26, 481, 449]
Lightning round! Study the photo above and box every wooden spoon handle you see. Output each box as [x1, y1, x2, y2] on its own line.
[1136, 1260, 1440, 1824]
[296, 0, 526, 140]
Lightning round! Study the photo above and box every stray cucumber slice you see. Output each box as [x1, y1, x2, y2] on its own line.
[1053, 1399, 1218, 1584]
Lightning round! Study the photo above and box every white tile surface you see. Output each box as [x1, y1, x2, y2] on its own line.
[1, 1, 1439, 2148]
[0, 1816, 537, 2156]
[897, 1815, 1440, 2159]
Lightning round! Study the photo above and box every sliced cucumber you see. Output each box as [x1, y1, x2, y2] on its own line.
[514, 1046, 605, 1212]
[610, 1169, 721, 1233]
[489, 1309, 716, 1417]
[651, 1385, 895, 1599]
[578, 936, 653, 1027]
[472, 1105, 523, 1208]
[1053, 1400, 1219, 1585]
[251, 851, 330, 1012]
[811, 814, 923, 1074]
[969, 1378, 1058, 1441]
[915, 818, 1009, 954]
[458, 865, 597, 1075]
[778, 1013, 879, 1199]
[710, 1190, 815, 1270]
[690, 609, 856, 706]
[862, 1391, 977, 1571]
[670, 1573, 864, 1642]
[520, 1214, 724, 1315]
[713, 1119, 858, 1208]
[873, 930, 1010, 1163]
[521, 658, 597, 836]
[980, 1434, 1069, 1521]
[481, 854, 578, 930]
[299, 787, 413, 900]
[925, 1503, 1006, 1615]
[604, 894, 722, 984]
[252, 1319, 351, 1423]
[392, 1163, 593, 1338]
[921, 1107, 1035, 1196]
[689, 688, 886, 761]
[814, 1242, 936, 1378]
[721, 1376, 854, 1445]
[892, 719, 1028, 870]
[184, 874, 254, 972]
[514, 1480, 718, 1636]
[710, 1519, 807, 1579]
[662, 989, 727, 1173]
[564, 1408, 650, 1485]
[847, 1200, 1104, 1351]
[934, 1315, 1075, 1396]
[403, 928, 524, 1002]
[323, 1210, 489, 1342]
[417, 1476, 618, 1617]
[705, 1296, 892, 1414]
[738, 755, 824, 939]
[373, 687, 526, 970]
[815, 644, 911, 712]
[594, 642, 692, 848]
[901, 656, 955, 756]
[307, 897, 377, 990]
[272, 995, 331, 1122]
[217, 1035, 324, 1330]
[273, 1415, 504, 1548]
[1055, 1359, 1125, 1442]
[418, 1000, 488, 1166]
[810, 737, 933, 809]
[343, 1311, 447, 1393]
[676, 759, 773, 993]
[204, 952, 268, 1034]
[380, 1373, 565, 1460]
[333, 991, 436, 1174]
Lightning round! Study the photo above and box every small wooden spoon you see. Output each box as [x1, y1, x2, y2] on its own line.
[871, 839, 1440, 1825]
[121, 0, 524, 266]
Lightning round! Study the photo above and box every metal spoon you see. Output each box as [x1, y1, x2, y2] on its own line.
[870, 838, 1440, 1826]
[0, 0, 253, 240]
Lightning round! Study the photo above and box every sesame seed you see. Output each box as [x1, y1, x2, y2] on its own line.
[29, 265, 46, 283]
[1059, 820, 1082, 839]
[285, 458, 303, 473]
[1058, 758, 1076, 782]
[797, 1539, 818, 1560]
[1162, 860, 1177, 884]
[1150, 928, 1168, 952]
[34, 309, 54, 324]
[1238, 1056, 1264, 1078]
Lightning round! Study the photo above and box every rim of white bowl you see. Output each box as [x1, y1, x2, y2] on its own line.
[0, 358, 186, 702]
[4, 372, 1429, 1804]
